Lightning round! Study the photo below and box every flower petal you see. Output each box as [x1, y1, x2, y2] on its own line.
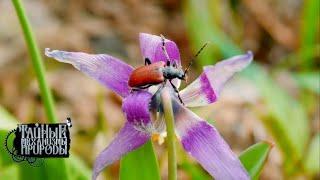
[122, 91, 152, 125]
[92, 122, 150, 180]
[45, 48, 133, 98]
[139, 33, 181, 65]
[173, 100, 249, 179]
[180, 51, 253, 107]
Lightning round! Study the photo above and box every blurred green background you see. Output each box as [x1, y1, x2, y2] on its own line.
[0, 0, 319, 179]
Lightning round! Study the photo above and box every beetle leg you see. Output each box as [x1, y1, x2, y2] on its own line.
[160, 34, 171, 65]
[169, 80, 184, 105]
[144, 58, 151, 65]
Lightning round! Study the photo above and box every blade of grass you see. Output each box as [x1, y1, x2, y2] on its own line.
[292, 71, 320, 94]
[0, 165, 19, 180]
[303, 133, 320, 175]
[68, 154, 91, 180]
[180, 162, 211, 180]
[300, 0, 320, 69]
[239, 141, 273, 179]
[0, 106, 19, 167]
[0, 106, 18, 131]
[11, 1, 69, 178]
[12, 0, 57, 123]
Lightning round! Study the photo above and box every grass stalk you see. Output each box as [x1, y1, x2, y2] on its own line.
[12, 0, 57, 123]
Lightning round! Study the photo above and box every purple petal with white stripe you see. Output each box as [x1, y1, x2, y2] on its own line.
[139, 33, 181, 65]
[45, 48, 133, 98]
[173, 100, 249, 180]
[122, 91, 153, 125]
[92, 122, 150, 180]
[180, 51, 253, 107]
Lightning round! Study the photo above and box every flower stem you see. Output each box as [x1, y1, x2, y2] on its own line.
[12, 0, 57, 123]
[161, 89, 177, 180]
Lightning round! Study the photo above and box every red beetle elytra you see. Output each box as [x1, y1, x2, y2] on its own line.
[128, 35, 208, 104]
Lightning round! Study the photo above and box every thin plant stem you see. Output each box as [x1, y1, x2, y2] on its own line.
[12, 0, 57, 123]
[12, 1, 69, 179]
[161, 89, 177, 180]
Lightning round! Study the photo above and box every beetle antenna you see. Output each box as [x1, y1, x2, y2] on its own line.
[184, 42, 209, 75]
[160, 34, 171, 65]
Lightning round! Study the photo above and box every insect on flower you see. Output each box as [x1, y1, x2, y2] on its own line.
[128, 35, 208, 104]
[45, 33, 253, 180]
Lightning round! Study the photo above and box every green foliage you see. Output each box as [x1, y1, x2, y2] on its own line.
[180, 162, 211, 180]
[0, 106, 18, 131]
[68, 155, 92, 180]
[183, 0, 241, 66]
[184, 0, 310, 175]
[243, 65, 310, 174]
[300, 0, 320, 68]
[303, 134, 320, 175]
[293, 71, 320, 94]
[12, 0, 57, 124]
[0, 106, 19, 167]
[120, 140, 160, 180]
[0, 165, 19, 180]
[19, 159, 69, 180]
[239, 142, 273, 179]
[0, 130, 15, 167]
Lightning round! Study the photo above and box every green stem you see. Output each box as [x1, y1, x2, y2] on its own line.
[12, 1, 69, 180]
[12, 0, 57, 123]
[161, 89, 177, 180]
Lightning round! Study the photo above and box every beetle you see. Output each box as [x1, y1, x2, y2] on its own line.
[128, 35, 208, 104]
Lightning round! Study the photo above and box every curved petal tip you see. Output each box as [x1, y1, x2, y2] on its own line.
[180, 51, 254, 107]
[173, 101, 249, 179]
[92, 122, 150, 180]
[45, 48, 68, 63]
[245, 50, 253, 62]
[139, 33, 181, 65]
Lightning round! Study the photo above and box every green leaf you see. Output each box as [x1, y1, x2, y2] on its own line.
[239, 142, 273, 179]
[67, 154, 91, 180]
[120, 140, 160, 180]
[303, 133, 320, 175]
[18, 152, 91, 180]
[0, 106, 18, 131]
[19, 159, 69, 180]
[0, 130, 16, 168]
[180, 162, 211, 180]
[0, 165, 19, 180]
[300, 0, 320, 68]
[0, 106, 19, 167]
[293, 71, 320, 94]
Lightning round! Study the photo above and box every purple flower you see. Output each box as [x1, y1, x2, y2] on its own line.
[45, 33, 253, 180]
